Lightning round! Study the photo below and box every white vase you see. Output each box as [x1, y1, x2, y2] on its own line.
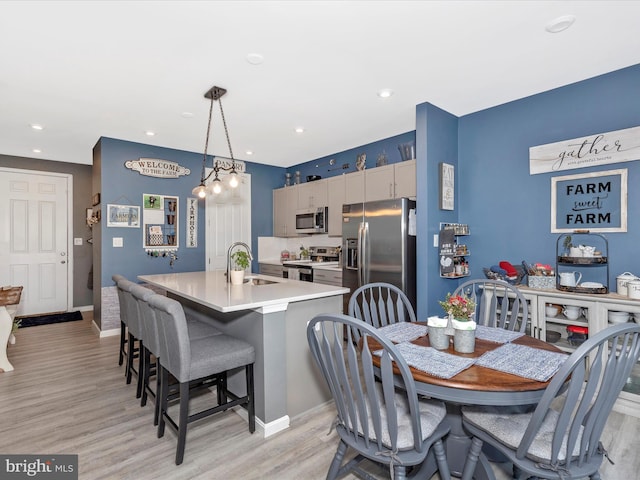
[229, 270, 245, 285]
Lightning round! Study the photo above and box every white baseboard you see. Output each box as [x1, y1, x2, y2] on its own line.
[233, 407, 290, 438]
[75, 305, 93, 312]
[92, 320, 119, 338]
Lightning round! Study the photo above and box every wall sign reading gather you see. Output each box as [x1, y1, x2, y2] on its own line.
[125, 158, 191, 178]
[551, 168, 627, 233]
[529, 125, 640, 175]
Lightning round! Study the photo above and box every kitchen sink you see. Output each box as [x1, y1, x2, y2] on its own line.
[244, 276, 279, 286]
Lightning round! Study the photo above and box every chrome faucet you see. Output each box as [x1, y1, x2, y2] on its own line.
[226, 241, 254, 282]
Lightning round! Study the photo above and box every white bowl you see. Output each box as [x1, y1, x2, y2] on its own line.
[608, 311, 630, 324]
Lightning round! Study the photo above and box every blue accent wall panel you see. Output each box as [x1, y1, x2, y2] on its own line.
[97, 137, 283, 285]
[458, 64, 640, 295]
[289, 131, 416, 182]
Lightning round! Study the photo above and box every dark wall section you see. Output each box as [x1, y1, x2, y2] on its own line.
[0, 154, 94, 308]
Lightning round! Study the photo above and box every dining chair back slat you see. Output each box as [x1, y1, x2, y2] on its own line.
[454, 279, 528, 332]
[348, 283, 416, 342]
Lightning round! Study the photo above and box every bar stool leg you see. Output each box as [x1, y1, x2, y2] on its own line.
[176, 381, 190, 465]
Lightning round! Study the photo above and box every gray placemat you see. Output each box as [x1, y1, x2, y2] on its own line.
[377, 322, 428, 343]
[377, 342, 476, 379]
[475, 325, 525, 344]
[476, 343, 568, 382]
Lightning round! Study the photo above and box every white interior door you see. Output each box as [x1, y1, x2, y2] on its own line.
[0, 168, 72, 316]
[205, 171, 252, 271]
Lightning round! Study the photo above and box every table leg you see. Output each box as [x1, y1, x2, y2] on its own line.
[0, 307, 15, 373]
[413, 403, 495, 480]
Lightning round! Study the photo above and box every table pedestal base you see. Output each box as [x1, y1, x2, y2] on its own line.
[414, 404, 495, 480]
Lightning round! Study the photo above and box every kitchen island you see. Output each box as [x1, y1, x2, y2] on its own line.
[138, 271, 349, 437]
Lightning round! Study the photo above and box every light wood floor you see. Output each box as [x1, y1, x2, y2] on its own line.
[1, 314, 639, 480]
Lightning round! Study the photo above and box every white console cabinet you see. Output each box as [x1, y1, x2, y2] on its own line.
[510, 285, 640, 417]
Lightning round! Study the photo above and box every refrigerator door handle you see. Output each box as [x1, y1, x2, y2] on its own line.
[357, 222, 364, 286]
[359, 221, 369, 286]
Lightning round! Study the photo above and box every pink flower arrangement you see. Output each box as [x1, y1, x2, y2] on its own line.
[439, 293, 476, 320]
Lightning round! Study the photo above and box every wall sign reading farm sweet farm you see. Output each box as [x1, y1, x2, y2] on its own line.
[551, 169, 627, 233]
[125, 158, 191, 178]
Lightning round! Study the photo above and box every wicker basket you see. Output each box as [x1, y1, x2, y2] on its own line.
[0, 286, 23, 306]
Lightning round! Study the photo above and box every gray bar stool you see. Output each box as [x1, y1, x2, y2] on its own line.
[148, 294, 255, 465]
[114, 277, 143, 395]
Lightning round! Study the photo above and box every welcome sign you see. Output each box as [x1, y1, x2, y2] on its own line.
[125, 158, 191, 178]
[551, 169, 627, 233]
[530, 125, 640, 175]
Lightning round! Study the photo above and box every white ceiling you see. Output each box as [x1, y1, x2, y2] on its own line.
[1, 1, 639, 168]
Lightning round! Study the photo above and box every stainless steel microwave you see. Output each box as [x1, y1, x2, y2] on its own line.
[296, 207, 328, 234]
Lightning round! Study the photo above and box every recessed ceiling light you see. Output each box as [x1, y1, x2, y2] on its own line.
[181, 112, 194, 118]
[377, 89, 394, 98]
[245, 150, 253, 156]
[246, 53, 264, 65]
[545, 15, 576, 33]
[295, 127, 305, 134]
[145, 131, 155, 136]
[32, 148, 41, 153]
[30, 124, 44, 130]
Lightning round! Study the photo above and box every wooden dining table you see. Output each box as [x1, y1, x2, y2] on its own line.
[367, 325, 565, 480]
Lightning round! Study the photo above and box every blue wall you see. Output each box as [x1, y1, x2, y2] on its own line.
[286, 131, 416, 183]
[97, 137, 283, 285]
[458, 64, 640, 303]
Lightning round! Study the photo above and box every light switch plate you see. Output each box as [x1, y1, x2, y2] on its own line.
[74, 237, 83, 246]
[433, 234, 439, 247]
[113, 237, 123, 247]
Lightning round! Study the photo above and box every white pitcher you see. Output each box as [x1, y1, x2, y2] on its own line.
[559, 271, 582, 287]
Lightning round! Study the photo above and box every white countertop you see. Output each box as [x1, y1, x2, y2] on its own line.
[138, 270, 349, 313]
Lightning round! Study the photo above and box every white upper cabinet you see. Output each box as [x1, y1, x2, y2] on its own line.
[297, 179, 328, 209]
[365, 160, 416, 201]
[327, 175, 345, 237]
[273, 186, 297, 237]
[344, 170, 365, 205]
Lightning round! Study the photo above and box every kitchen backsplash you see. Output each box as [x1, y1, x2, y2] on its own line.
[258, 235, 341, 261]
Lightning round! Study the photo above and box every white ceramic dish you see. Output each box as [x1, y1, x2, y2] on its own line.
[580, 282, 604, 289]
[608, 311, 630, 324]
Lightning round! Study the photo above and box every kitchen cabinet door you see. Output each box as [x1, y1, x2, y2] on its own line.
[327, 175, 345, 237]
[297, 179, 328, 209]
[273, 187, 297, 237]
[344, 171, 364, 204]
[394, 159, 416, 199]
[365, 164, 395, 201]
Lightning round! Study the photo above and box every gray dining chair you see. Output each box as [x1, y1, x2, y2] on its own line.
[461, 323, 640, 480]
[348, 283, 416, 340]
[148, 294, 255, 465]
[307, 313, 451, 480]
[453, 279, 528, 333]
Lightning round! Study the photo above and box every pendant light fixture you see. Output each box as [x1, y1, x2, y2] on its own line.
[191, 85, 240, 199]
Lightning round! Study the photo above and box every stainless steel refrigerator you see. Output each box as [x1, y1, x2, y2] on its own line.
[342, 198, 417, 312]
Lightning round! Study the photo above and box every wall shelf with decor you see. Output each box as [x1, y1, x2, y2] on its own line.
[143, 194, 179, 254]
[439, 223, 470, 279]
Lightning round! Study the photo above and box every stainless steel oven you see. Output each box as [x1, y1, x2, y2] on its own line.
[282, 264, 314, 282]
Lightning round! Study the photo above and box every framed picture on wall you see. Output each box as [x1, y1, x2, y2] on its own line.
[107, 204, 141, 228]
[551, 168, 627, 233]
[439, 163, 454, 210]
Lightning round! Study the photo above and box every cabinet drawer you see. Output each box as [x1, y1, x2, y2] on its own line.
[259, 264, 284, 277]
[313, 269, 342, 286]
